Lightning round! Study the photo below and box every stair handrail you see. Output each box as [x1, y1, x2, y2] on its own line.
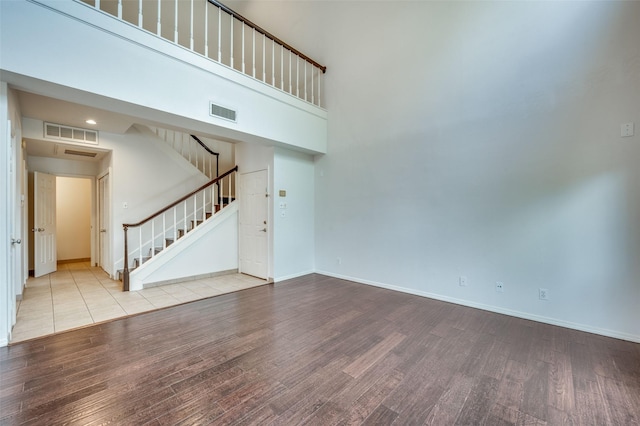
[122, 165, 238, 291]
[190, 134, 220, 198]
[190, 134, 219, 157]
[123, 166, 236, 229]
[206, 0, 327, 74]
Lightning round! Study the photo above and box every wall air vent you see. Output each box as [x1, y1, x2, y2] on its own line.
[64, 149, 97, 158]
[209, 102, 237, 122]
[44, 122, 99, 145]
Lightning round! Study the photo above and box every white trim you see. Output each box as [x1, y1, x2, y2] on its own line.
[275, 270, 315, 283]
[315, 270, 640, 344]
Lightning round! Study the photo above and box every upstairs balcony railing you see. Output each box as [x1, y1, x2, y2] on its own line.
[79, 0, 326, 107]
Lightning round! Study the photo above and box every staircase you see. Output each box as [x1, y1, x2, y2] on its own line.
[149, 127, 219, 180]
[120, 166, 238, 290]
[131, 211, 212, 269]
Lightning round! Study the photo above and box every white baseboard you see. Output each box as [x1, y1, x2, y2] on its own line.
[315, 270, 640, 344]
[275, 270, 316, 283]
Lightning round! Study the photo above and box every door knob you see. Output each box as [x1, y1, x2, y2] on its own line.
[11, 239, 21, 245]
[100, 229, 107, 233]
[260, 228, 267, 232]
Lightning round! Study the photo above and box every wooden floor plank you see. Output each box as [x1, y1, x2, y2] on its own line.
[1, 273, 638, 425]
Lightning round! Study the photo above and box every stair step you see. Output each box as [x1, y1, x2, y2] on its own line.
[134, 256, 151, 268]
[166, 238, 174, 246]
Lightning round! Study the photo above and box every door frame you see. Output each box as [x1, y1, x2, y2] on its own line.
[239, 168, 271, 280]
[97, 169, 111, 276]
[30, 172, 98, 276]
[33, 171, 57, 277]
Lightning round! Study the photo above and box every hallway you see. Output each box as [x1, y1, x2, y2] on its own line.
[11, 261, 267, 343]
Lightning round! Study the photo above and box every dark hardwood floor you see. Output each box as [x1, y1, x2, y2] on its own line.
[1, 274, 639, 425]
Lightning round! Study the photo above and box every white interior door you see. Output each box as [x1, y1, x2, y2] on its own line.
[239, 169, 268, 279]
[98, 173, 110, 272]
[34, 172, 56, 277]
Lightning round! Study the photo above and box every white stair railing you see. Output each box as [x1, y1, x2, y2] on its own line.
[81, 0, 326, 107]
[150, 127, 219, 180]
[122, 166, 237, 291]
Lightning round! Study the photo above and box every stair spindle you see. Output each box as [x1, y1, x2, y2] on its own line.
[138, 227, 142, 267]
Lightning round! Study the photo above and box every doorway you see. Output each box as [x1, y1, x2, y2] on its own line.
[97, 172, 110, 273]
[29, 174, 94, 277]
[239, 169, 269, 279]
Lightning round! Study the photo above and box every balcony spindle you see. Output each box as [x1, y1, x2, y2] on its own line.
[263, 33, 266, 82]
[190, 0, 194, 50]
[156, 0, 161, 36]
[252, 28, 256, 78]
[230, 15, 234, 68]
[204, 1, 209, 57]
[138, 0, 142, 27]
[174, 0, 178, 43]
[289, 50, 292, 94]
[272, 39, 275, 86]
[117, 0, 122, 19]
[217, 7, 221, 62]
[241, 22, 246, 73]
[162, 213, 166, 249]
[280, 45, 284, 90]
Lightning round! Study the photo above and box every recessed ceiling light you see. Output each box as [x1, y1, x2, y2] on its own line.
[85, 119, 97, 125]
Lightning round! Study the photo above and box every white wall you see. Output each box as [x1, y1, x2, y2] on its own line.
[0, 84, 25, 345]
[0, 83, 11, 346]
[0, 0, 327, 154]
[273, 148, 315, 281]
[56, 177, 92, 261]
[232, 1, 640, 341]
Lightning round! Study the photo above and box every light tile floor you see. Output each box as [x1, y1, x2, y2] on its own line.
[11, 261, 268, 343]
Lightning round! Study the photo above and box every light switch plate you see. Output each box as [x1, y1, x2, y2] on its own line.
[621, 122, 634, 137]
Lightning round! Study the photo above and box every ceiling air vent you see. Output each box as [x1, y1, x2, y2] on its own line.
[44, 122, 99, 145]
[64, 149, 97, 158]
[209, 102, 237, 122]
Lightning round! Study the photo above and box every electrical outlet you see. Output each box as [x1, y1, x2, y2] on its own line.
[539, 288, 549, 301]
[621, 122, 634, 137]
[459, 276, 468, 287]
[495, 282, 504, 292]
